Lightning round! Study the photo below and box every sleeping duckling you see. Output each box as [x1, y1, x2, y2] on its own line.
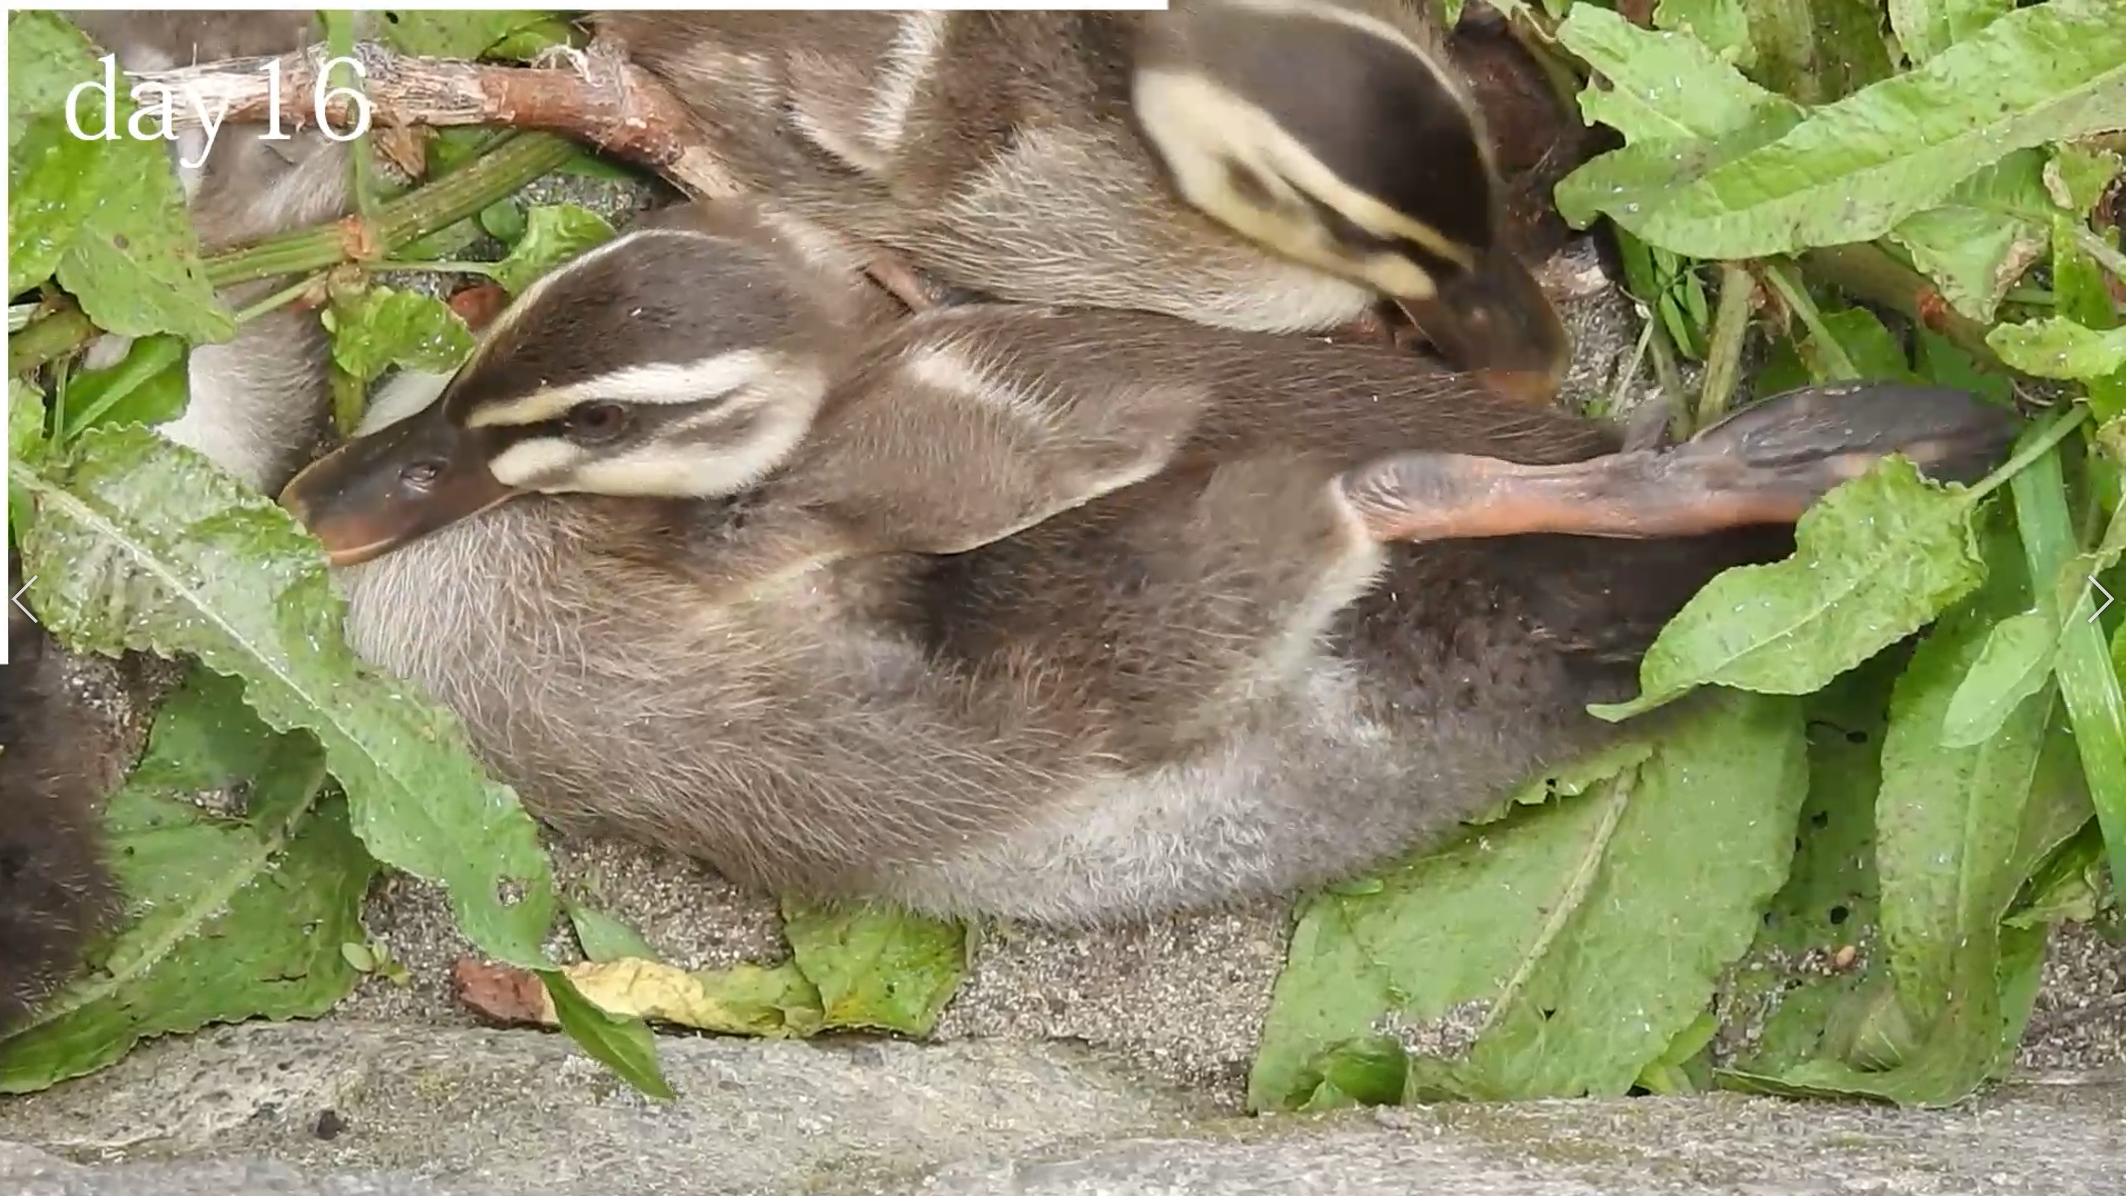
[64, 10, 354, 493]
[592, 2, 1571, 401]
[277, 199, 2014, 923]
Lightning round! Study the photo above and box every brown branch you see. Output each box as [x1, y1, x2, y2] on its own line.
[125, 38, 739, 198]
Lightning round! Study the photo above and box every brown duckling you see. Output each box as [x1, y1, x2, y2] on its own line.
[64, 10, 355, 493]
[592, 1, 1572, 402]
[0, 548, 123, 1034]
[275, 199, 2015, 924]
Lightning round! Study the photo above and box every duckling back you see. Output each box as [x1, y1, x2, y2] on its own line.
[64, 11, 351, 494]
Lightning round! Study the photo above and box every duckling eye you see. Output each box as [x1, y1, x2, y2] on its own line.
[565, 402, 630, 445]
[399, 460, 442, 493]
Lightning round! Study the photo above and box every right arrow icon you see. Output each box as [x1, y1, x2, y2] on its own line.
[2093, 577, 2115, 624]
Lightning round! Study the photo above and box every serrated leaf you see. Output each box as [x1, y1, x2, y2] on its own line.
[1889, 149, 2053, 323]
[7, 12, 231, 342]
[540, 971, 674, 1100]
[780, 900, 968, 1037]
[1249, 693, 1805, 1109]
[1593, 457, 1985, 721]
[328, 287, 477, 383]
[566, 901, 662, 965]
[1558, 0, 2126, 260]
[14, 425, 558, 970]
[1562, 7, 1797, 145]
[1941, 610, 2058, 748]
[1890, 0, 2012, 67]
[379, 11, 566, 61]
[1990, 317, 2126, 382]
[0, 681, 373, 1093]
[492, 205, 616, 295]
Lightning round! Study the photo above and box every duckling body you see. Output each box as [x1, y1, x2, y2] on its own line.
[594, 3, 1569, 394]
[285, 200, 2014, 925]
[64, 11, 352, 494]
[0, 552, 123, 1033]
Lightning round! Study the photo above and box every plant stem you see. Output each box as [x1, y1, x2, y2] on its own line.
[2071, 224, 2126, 288]
[378, 260, 499, 277]
[1698, 262, 1755, 428]
[1763, 259, 1858, 381]
[205, 132, 574, 289]
[1966, 406, 2095, 503]
[7, 305, 94, 374]
[234, 273, 328, 324]
[1797, 244, 2004, 371]
[324, 12, 383, 228]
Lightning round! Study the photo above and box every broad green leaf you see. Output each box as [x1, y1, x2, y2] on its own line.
[379, 11, 567, 61]
[1793, 307, 1916, 386]
[1727, 522, 2091, 1106]
[14, 426, 558, 971]
[11, 378, 49, 466]
[1653, 0, 1752, 66]
[540, 971, 674, 1100]
[1593, 458, 1986, 721]
[1988, 318, 2126, 381]
[1249, 693, 1805, 1109]
[1890, 0, 2011, 67]
[8, 13, 231, 341]
[327, 287, 477, 382]
[2050, 215, 2126, 423]
[0, 682, 373, 1093]
[1889, 149, 2053, 323]
[1941, 610, 2058, 748]
[1635, 1009, 1719, 1095]
[781, 901, 968, 1037]
[1561, 7, 1797, 144]
[1740, 0, 1896, 106]
[479, 199, 529, 245]
[1916, 329, 2016, 406]
[1559, 0, 2126, 260]
[566, 901, 663, 965]
[492, 205, 617, 295]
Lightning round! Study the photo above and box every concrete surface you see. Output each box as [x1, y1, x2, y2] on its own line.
[3, 1022, 2122, 1196]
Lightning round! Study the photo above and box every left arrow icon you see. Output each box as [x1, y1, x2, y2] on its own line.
[8, 575, 34, 620]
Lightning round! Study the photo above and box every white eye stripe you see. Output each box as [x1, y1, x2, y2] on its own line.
[487, 437, 586, 489]
[463, 350, 782, 428]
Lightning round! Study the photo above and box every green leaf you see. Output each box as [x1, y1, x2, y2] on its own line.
[491, 205, 617, 295]
[1889, 150, 2053, 323]
[1561, 7, 1797, 145]
[1593, 458, 1986, 721]
[1558, 0, 2126, 260]
[1724, 522, 2091, 1106]
[479, 199, 528, 245]
[540, 970, 675, 1100]
[1941, 610, 2058, 748]
[1889, 0, 2011, 67]
[11, 378, 49, 466]
[379, 11, 566, 61]
[0, 679, 374, 1093]
[14, 425, 559, 971]
[566, 901, 663, 965]
[1249, 692, 1806, 1109]
[1987, 318, 2126, 381]
[7, 12, 232, 342]
[327, 287, 477, 383]
[59, 334, 188, 440]
[1794, 307, 1916, 386]
[1739, 0, 1896, 106]
[780, 901, 968, 1037]
[2045, 144, 2123, 217]
[1653, 0, 1753, 66]
[1292, 1035, 1409, 1111]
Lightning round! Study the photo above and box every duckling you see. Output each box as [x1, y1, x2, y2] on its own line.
[63, 11, 355, 493]
[0, 548, 123, 1034]
[277, 198, 2015, 923]
[591, 2, 1572, 401]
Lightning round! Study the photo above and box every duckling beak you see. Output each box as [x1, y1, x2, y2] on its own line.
[279, 400, 521, 567]
[1396, 245, 1570, 407]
